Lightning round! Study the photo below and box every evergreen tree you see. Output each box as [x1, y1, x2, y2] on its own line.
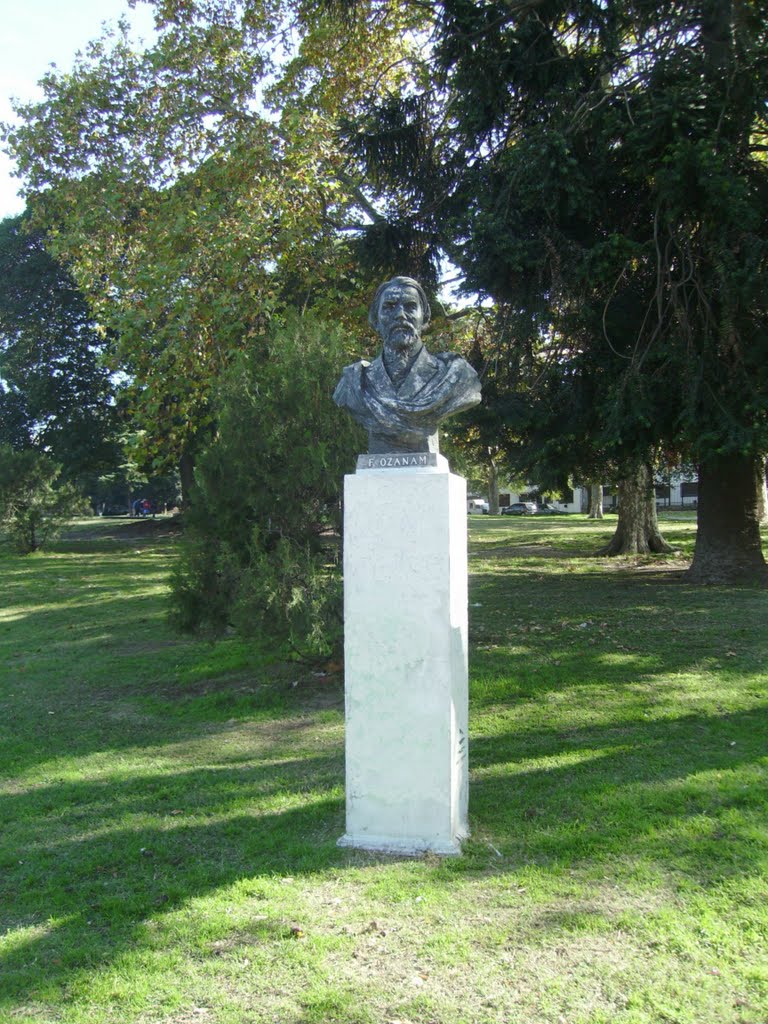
[342, 0, 768, 581]
[170, 312, 363, 655]
[0, 445, 87, 553]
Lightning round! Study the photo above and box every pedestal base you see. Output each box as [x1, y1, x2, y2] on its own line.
[339, 459, 469, 856]
[337, 832, 463, 857]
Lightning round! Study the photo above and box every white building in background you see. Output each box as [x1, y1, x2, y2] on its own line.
[498, 471, 699, 513]
[652, 473, 699, 509]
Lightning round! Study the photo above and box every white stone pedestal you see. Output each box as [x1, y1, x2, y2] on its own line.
[338, 456, 469, 856]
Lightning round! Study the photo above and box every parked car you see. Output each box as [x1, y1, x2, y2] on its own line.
[536, 503, 570, 515]
[501, 501, 537, 515]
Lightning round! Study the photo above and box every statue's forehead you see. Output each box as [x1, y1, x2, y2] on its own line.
[380, 285, 421, 305]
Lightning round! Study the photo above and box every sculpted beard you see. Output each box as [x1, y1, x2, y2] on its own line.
[385, 322, 419, 352]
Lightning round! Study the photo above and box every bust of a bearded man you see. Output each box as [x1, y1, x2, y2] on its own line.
[333, 277, 481, 454]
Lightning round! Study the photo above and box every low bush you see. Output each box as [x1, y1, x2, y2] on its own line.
[0, 445, 88, 552]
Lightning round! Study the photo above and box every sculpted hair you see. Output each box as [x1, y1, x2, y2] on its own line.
[368, 277, 431, 331]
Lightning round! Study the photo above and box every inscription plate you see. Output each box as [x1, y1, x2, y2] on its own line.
[357, 452, 438, 470]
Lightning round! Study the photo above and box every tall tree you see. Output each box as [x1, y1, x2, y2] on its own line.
[3, 0, 428, 477]
[597, 463, 672, 555]
[588, 483, 604, 520]
[341, 0, 768, 581]
[0, 215, 120, 485]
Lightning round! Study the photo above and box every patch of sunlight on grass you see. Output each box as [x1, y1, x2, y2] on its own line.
[9, 724, 344, 793]
[0, 921, 65, 954]
[2, 592, 166, 620]
[473, 747, 620, 779]
[596, 651, 662, 667]
[0, 608, 28, 623]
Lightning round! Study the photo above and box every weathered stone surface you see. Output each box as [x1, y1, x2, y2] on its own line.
[338, 463, 469, 855]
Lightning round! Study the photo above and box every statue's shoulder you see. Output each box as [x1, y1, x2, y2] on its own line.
[435, 351, 479, 376]
[338, 358, 372, 380]
[432, 350, 482, 408]
[333, 358, 371, 407]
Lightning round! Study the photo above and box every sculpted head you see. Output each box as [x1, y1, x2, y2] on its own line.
[369, 277, 431, 355]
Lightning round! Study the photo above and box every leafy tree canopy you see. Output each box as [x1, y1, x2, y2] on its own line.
[3, 0, 430, 472]
[0, 215, 121, 484]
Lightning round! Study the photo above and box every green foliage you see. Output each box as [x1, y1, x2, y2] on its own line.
[170, 312, 363, 655]
[0, 215, 121, 484]
[3, 1, 425, 472]
[0, 445, 88, 552]
[344, 0, 768, 470]
[335, 0, 768, 576]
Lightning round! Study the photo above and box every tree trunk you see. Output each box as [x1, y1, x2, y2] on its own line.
[757, 458, 768, 526]
[687, 453, 767, 583]
[179, 450, 196, 510]
[588, 482, 604, 519]
[488, 458, 500, 515]
[597, 463, 672, 555]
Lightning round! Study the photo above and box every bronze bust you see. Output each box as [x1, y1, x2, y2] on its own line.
[333, 277, 481, 454]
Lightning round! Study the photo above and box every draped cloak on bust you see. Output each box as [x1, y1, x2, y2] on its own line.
[333, 345, 482, 454]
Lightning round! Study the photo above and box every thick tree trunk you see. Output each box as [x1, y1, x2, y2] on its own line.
[179, 450, 196, 510]
[597, 463, 672, 555]
[687, 453, 767, 583]
[588, 482, 604, 519]
[488, 458, 500, 515]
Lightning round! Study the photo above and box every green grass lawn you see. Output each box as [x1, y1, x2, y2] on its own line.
[1, 513, 767, 1024]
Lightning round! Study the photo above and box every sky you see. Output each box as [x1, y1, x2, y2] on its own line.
[0, 0, 156, 219]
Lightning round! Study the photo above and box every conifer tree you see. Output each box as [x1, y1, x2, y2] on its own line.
[342, 0, 768, 581]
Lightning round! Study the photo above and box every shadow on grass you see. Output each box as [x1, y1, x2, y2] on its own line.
[458, 560, 768, 897]
[0, 670, 330, 781]
[2, 520, 766, 1009]
[468, 704, 768, 882]
[3, 701, 766, 1004]
[468, 560, 768, 649]
[1, 538, 308, 778]
[0, 755, 345, 1004]
[1, 551, 173, 609]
